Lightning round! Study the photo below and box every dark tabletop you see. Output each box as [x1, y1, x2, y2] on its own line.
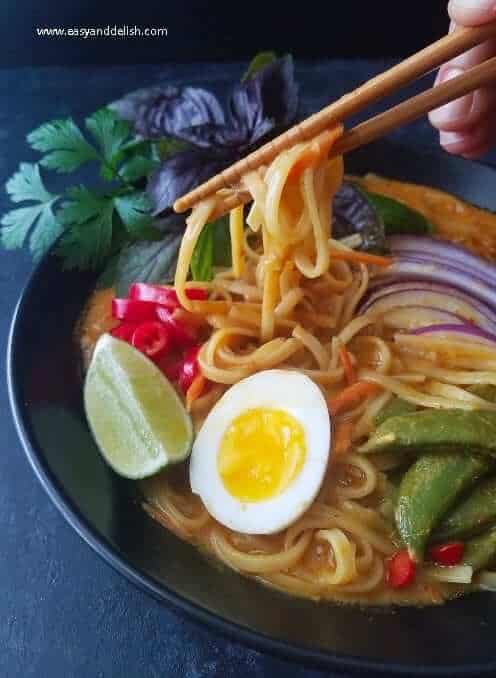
[2, 60, 496, 678]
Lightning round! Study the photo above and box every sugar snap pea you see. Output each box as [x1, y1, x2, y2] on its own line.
[378, 478, 399, 521]
[463, 526, 496, 572]
[435, 475, 496, 540]
[360, 409, 496, 456]
[374, 397, 417, 427]
[395, 452, 491, 562]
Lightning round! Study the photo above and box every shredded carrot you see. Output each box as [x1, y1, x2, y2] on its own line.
[334, 420, 354, 456]
[339, 345, 356, 385]
[287, 126, 343, 181]
[186, 374, 206, 412]
[327, 381, 381, 416]
[329, 248, 393, 268]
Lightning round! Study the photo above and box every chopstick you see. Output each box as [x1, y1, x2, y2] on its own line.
[173, 22, 496, 216]
[330, 54, 496, 158]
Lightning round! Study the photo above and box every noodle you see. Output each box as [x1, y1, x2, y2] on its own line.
[210, 527, 312, 574]
[161, 132, 398, 599]
[358, 369, 487, 411]
[74, 128, 496, 606]
[292, 325, 330, 370]
[229, 205, 245, 277]
[315, 529, 358, 585]
[335, 453, 378, 499]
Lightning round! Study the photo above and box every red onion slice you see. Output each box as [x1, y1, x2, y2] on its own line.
[382, 306, 464, 330]
[388, 236, 496, 284]
[372, 260, 496, 308]
[392, 254, 491, 288]
[360, 284, 496, 332]
[411, 323, 496, 346]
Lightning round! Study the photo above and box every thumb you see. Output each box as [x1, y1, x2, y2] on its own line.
[448, 0, 496, 26]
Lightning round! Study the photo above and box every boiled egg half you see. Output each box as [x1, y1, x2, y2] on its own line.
[189, 369, 331, 534]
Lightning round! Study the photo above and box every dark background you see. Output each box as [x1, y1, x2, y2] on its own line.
[1, 0, 449, 67]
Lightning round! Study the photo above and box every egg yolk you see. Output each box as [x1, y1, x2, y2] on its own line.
[217, 408, 307, 502]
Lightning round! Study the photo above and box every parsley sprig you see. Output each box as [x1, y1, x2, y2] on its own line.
[1, 108, 159, 268]
[1, 52, 292, 291]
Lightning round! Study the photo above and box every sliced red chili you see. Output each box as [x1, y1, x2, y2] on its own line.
[111, 322, 138, 342]
[184, 288, 208, 301]
[178, 345, 201, 393]
[131, 321, 170, 361]
[129, 284, 178, 309]
[429, 541, 464, 566]
[112, 298, 157, 323]
[156, 306, 197, 347]
[129, 283, 207, 308]
[159, 357, 182, 382]
[386, 549, 416, 589]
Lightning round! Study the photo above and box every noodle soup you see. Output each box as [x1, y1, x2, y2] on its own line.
[81, 134, 496, 606]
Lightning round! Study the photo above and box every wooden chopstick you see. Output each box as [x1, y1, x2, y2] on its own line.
[173, 22, 496, 215]
[331, 54, 496, 157]
[208, 55, 496, 220]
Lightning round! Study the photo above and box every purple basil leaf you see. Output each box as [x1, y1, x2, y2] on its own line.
[147, 148, 232, 215]
[112, 85, 225, 141]
[151, 212, 188, 233]
[118, 55, 300, 215]
[110, 86, 166, 123]
[333, 181, 386, 253]
[227, 55, 298, 146]
[171, 122, 248, 150]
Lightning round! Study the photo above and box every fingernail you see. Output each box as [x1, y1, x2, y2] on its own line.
[448, 0, 496, 18]
[439, 130, 465, 149]
[448, 0, 496, 13]
[429, 68, 474, 126]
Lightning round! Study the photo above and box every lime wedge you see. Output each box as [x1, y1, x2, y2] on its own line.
[84, 334, 193, 479]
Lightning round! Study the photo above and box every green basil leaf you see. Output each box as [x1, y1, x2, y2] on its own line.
[190, 216, 231, 281]
[364, 190, 434, 236]
[191, 221, 214, 281]
[242, 51, 278, 81]
[96, 253, 120, 289]
[213, 216, 232, 266]
[113, 233, 182, 296]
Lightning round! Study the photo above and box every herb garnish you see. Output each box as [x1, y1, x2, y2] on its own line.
[3, 54, 430, 290]
[1, 109, 159, 269]
[1, 53, 297, 291]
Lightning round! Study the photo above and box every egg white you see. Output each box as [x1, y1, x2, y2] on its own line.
[189, 369, 332, 534]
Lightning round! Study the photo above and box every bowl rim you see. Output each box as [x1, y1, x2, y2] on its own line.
[7, 148, 496, 677]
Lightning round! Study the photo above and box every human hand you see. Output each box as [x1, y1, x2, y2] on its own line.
[429, 0, 496, 158]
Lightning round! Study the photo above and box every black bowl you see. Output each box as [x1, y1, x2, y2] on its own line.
[8, 141, 496, 676]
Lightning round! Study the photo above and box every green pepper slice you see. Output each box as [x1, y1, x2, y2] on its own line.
[463, 526, 496, 572]
[395, 452, 491, 562]
[435, 475, 496, 540]
[374, 396, 417, 427]
[360, 409, 496, 456]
